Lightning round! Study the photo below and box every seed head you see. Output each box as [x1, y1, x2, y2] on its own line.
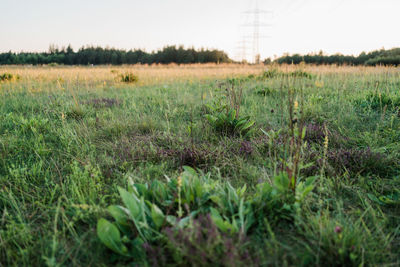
[324, 134, 329, 150]
[177, 176, 182, 188]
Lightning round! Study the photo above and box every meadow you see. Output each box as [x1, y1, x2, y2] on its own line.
[0, 64, 399, 266]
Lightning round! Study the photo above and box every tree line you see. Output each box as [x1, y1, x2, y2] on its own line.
[275, 48, 400, 66]
[0, 45, 232, 65]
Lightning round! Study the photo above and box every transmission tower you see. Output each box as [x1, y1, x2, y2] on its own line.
[242, 1, 272, 64]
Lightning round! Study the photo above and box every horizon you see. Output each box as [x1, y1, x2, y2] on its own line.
[2, 44, 399, 60]
[1, 0, 399, 61]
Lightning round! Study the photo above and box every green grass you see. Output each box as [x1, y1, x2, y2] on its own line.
[1, 66, 400, 266]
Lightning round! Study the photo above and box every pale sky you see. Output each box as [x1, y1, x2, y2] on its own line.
[1, 0, 399, 61]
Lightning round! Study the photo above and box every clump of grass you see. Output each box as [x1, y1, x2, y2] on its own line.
[0, 73, 20, 82]
[159, 215, 257, 266]
[255, 87, 275, 96]
[326, 148, 391, 176]
[304, 147, 393, 177]
[260, 69, 280, 79]
[258, 69, 313, 80]
[297, 205, 395, 266]
[304, 123, 348, 148]
[290, 70, 313, 79]
[205, 80, 255, 137]
[65, 106, 86, 120]
[83, 98, 120, 108]
[119, 72, 138, 83]
[355, 91, 400, 111]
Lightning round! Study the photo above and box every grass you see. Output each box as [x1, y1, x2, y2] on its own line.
[0, 64, 400, 266]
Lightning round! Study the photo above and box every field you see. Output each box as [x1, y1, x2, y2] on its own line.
[1, 64, 400, 266]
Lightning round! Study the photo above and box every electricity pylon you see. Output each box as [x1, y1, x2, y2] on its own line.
[242, 1, 272, 64]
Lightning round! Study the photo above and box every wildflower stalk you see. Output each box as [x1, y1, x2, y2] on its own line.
[320, 125, 329, 179]
[286, 87, 305, 194]
[177, 176, 183, 218]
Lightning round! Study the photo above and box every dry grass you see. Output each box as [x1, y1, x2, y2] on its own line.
[0, 64, 264, 87]
[1, 64, 398, 96]
[1, 63, 398, 86]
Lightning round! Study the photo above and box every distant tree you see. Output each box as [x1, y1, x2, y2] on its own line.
[0, 45, 233, 65]
[275, 48, 400, 66]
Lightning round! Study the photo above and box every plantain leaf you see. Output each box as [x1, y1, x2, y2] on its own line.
[108, 205, 130, 226]
[97, 219, 129, 256]
[118, 187, 141, 220]
[210, 207, 235, 233]
[151, 204, 165, 229]
[241, 120, 255, 131]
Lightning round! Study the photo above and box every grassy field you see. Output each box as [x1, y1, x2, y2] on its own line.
[1, 64, 400, 266]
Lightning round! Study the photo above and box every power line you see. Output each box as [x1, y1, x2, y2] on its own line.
[235, 37, 251, 62]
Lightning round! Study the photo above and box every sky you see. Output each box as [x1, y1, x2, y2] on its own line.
[1, 0, 399, 61]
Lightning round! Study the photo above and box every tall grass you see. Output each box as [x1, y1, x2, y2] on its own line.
[0, 64, 399, 266]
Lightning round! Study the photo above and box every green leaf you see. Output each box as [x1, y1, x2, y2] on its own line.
[240, 120, 255, 131]
[301, 126, 307, 139]
[228, 110, 236, 121]
[210, 207, 235, 233]
[227, 183, 239, 204]
[210, 195, 222, 207]
[304, 176, 317, 187]
[166, 215, 177, 225]
[97, 219, 129, 256]
[151, 204, 165, 229]
[134, 184, 148, 197]
[367, 193, 384, 205]
[118, 187, 141, 219]
[183, 166, 198, 177]
[296, 181, 315, 202]
[234, 119, 248, 129]
[108, 205, 130, 226]
[205, 114, 217, 123]
[273, 173, 290, 193]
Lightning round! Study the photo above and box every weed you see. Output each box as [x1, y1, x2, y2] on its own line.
[96, 167, 316, 262]
[205, 80, 255, 137]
